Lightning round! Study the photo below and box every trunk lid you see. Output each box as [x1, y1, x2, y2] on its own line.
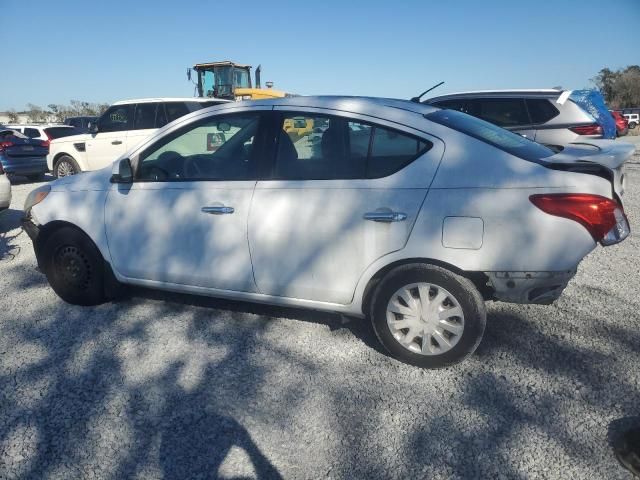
[541, 139, 634, 202]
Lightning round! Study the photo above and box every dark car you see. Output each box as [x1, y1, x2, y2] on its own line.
[64, 116, 98, 133]
[0, 129, 49, 181]
[611, 111, 629, 137]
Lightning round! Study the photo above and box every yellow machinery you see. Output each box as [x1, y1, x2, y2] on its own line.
[188, 60, 289, 100]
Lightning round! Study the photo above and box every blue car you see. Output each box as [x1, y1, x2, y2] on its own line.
[0, 128, 49, 181]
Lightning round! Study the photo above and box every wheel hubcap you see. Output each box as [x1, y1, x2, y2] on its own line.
[55, 245, 91, 290]
[57, 161, 75, 177]
[386, 282, 464, 355]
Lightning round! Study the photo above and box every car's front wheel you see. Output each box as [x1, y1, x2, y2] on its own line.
[41, 226, 107, 306]
[54, 155, 80, 178]
[370, 264, 486, 368]
[629, 122, 638, 129]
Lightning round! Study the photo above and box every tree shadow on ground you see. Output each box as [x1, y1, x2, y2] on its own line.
[130, 285, 385, 356]
[0, 208, 23, 260]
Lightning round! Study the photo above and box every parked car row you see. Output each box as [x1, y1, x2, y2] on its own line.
[21, 96, 632, 368]
[611, 111, 629, 137]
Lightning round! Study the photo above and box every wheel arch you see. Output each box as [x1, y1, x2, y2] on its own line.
[35, 220, 93, 265]
[52, 152, 85, 173]
[35, 220, 120, 297]
[359, 257, 492, 316]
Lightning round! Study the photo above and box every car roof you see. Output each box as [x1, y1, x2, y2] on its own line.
[5, 124, 70, 128]
[426, 89, 564, 102]
[112, 97, 233, 105]
[231, 95, 440, 116]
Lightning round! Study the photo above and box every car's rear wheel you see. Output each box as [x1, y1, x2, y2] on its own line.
[41, 226, 106, 306]
[369, 264, 486, 368]
[54, 155, 80, 178]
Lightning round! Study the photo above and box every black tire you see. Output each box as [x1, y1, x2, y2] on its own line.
[369, 263, 486, 368]
[629, 122, 638, 129]
[54, 155, 80, 178]
[41, 226, 107, 306]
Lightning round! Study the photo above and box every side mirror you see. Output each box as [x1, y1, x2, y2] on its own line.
[88, 121, 98, 134]
[110, 158, 133, 184]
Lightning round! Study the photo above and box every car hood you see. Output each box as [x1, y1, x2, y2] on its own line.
[542, 140, 635, 170]
[50, 165, 113, 192]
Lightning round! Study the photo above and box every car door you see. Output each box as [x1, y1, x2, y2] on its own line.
[126, 102, 160, 152]
[85, 104, 132, 170]
[248, 109, 443, 305]
[105, 108, 269, 292]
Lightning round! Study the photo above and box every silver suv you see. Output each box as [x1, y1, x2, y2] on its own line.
[425, 90, 605, 146]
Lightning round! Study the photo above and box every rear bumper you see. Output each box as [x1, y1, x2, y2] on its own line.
[486, 270, 576, 305]
[0, 156, 48, 175]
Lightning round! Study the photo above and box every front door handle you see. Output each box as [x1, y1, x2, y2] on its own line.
[111, 140, 123, 145]
[363, 211, 407, 222]
[201, 206, 234, 215]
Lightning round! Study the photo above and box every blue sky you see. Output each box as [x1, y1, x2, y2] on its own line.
[1, 0, 638, 110]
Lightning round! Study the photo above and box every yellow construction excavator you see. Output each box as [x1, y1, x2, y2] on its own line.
[187, 60, 291, 100]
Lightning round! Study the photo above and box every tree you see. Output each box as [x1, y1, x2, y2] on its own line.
[26, 103, 47, 123]
[592, 65, 640, 109]
[7, 109, 19, 123]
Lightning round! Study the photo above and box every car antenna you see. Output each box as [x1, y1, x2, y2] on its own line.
[410, 81, 445, 103]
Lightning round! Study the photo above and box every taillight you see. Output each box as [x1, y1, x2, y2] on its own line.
[530, 193, 630, 246]
[569, 124, 603, 136]
[0, 141, 13, 153]
[41, 139, 50, 148]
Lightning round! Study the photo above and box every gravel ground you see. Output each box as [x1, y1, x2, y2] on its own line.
[1, 145, 639, 479]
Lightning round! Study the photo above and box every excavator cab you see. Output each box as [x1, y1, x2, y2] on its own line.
[191, 61, 253, 99]
[189, 60, 288, 100]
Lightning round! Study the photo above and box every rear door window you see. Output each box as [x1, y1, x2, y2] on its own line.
[155, 104, 168, 128]
[273, 113, 431, 180]
[24, 128, 40, 138]
[526, 99, 560, 124]
[133, 103, 158, 130]
[473, 98, 530, 127]
[164, 102, 191, 123]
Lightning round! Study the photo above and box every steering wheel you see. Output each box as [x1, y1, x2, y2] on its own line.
[146, 166, 171, 181]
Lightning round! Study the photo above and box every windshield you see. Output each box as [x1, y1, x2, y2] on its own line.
[233, 68, 250, 88]
[426, 109, 554, 161]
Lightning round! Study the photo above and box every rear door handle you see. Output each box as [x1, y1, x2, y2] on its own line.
[363, 211, 407, 222]
[111, 140, 123, 145]
[201, 206, 234, 215]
